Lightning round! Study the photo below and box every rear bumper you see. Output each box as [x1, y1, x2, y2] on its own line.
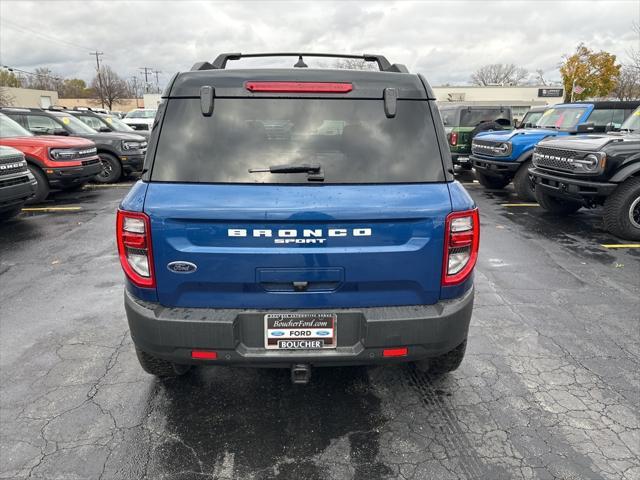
[529, 167, 617, 202]
[0, 174, 36, 209]
[471, 155, 521, 177]
[46, 160, 102, 188]
[451, 153, 472, 167]
[124, 286, 474, 367]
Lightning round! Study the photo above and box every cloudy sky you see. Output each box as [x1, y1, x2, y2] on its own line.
[1, 0, 638, 89]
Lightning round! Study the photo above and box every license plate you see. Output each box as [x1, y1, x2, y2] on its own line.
[264, 313, 336, 350]
[457, 157, 469, 163]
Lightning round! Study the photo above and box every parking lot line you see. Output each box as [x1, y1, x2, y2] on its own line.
[601, 244, 640, 249]
[500, 203, 539, 207]
[22, 206, 83, 212]
[85, 183, 134, 188]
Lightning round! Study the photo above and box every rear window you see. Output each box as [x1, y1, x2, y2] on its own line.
[459, 109, 510, 127]
[151, 98, 444, 184]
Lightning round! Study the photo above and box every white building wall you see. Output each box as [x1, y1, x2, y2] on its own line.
[143, 94, 162, 109]
[432, 86, 565, 120]
[2, 87, 59, 108]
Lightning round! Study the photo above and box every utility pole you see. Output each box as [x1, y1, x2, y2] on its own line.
[130, 76, 140, 108]
[153, 70, 162, 93]
[139, 67, 153, 93]
[90, 51, 105, 108]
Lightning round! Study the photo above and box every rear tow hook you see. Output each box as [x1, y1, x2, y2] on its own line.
[291, 364, 311, 384]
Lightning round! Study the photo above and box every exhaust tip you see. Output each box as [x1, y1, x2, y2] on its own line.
[291, 364, 311, 385]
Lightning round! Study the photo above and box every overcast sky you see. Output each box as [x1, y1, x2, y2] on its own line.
[1, 0, 638, 89]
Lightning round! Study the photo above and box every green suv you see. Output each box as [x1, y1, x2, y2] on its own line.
[439, 105, 512, 169]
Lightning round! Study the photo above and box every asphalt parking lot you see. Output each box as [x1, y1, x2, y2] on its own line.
[1, 175, 638, 480]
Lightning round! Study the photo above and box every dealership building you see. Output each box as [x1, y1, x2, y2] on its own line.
[433, 85, 565, 121]
[2, 84, 564, 120]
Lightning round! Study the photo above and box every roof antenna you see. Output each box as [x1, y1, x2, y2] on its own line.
[294, 55, 308, 68]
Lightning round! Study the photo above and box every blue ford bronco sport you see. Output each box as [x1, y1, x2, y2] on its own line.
[118, 53, 479, 383]
[470, 101, 640, 201]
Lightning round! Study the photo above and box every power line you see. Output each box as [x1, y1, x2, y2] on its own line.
[2, 65, 62, 81]
[139, 67, 153, 93]
[0, 18, 94, 53]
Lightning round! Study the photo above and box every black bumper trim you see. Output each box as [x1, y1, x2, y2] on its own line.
[120, 153, 145, 173]
[529, 167, 617, 200]
[124, 287, 474, 367]
[471, 155, 521, 176]
[46, 162, 102, 187]
[0, 176, 36, 208]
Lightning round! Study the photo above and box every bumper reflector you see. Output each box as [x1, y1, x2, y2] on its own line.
[191, 350, 218, 360]
[383, 347, 408, 358]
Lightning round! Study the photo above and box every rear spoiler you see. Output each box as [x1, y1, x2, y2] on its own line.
[191, 52, 409, 73]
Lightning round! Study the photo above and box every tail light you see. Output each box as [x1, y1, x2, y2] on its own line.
[442, 209, 479, 286]
[117, 210, 155, 288]
[245, 81, 353, 93]
[449, 131, 458, 146]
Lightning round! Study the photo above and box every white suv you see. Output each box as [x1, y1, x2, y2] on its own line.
[123, 109, 157, 132]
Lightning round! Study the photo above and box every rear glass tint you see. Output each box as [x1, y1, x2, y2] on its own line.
[151, 98, 444, 184]
[459, 109, 511, 127]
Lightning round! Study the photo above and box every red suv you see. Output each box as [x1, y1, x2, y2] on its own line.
[0, 113, 102, 203]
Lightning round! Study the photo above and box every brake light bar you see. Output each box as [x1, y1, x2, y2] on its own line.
[245, 81, 353, 93]
[116, 210, 155, 288]
[449, 131, 458, 146]
[442, 209, 480, 286]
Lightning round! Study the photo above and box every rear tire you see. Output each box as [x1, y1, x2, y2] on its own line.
[513, 160, 536, 201]
[135, 347, 191, 378]
[26, 165, 50, 204]
[95, 153, 122, 183]
[474, 171, 510, 189]
[413, 340, 467, 375]
[63, 184, 86, 192]
[0, 206, 23, 221]
[535, 189, 582, 215]
[603, 177, 640, 241]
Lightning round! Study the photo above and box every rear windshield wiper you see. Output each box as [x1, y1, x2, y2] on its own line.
[248, 163, 324, 181]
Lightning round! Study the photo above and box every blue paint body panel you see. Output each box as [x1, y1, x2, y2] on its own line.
[126, 182, 469, 309]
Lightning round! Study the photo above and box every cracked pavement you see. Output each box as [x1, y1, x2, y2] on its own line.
[1, 176, 638, 480]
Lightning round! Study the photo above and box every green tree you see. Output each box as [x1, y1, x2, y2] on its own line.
[60, 78, 91, 98]
[560, 44, 621, 102]
[0, 69, 22, 87]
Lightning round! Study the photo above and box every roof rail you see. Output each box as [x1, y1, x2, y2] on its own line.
[190, 53, 409, 73]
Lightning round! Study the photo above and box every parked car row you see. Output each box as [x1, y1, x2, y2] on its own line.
[451, 101, 640, 240]
[530, 107, 640, 240]
[0, 107, 155, 213]
[0, 145, 37, 220]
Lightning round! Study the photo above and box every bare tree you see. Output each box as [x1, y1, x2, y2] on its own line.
[333, 59, 377, 71]
[613, 65, 640, 100]
[90, 65, 129, 110]
[627, 21, 640, 72]
[26, 67, 62, 91]
[471, 64, 529, 86]
[535, 69, 548, 86]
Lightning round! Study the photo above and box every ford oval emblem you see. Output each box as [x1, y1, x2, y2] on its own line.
[271, 331, 285, 337]
[167, 261, 198, 274]
[316, 330, 331, 336]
